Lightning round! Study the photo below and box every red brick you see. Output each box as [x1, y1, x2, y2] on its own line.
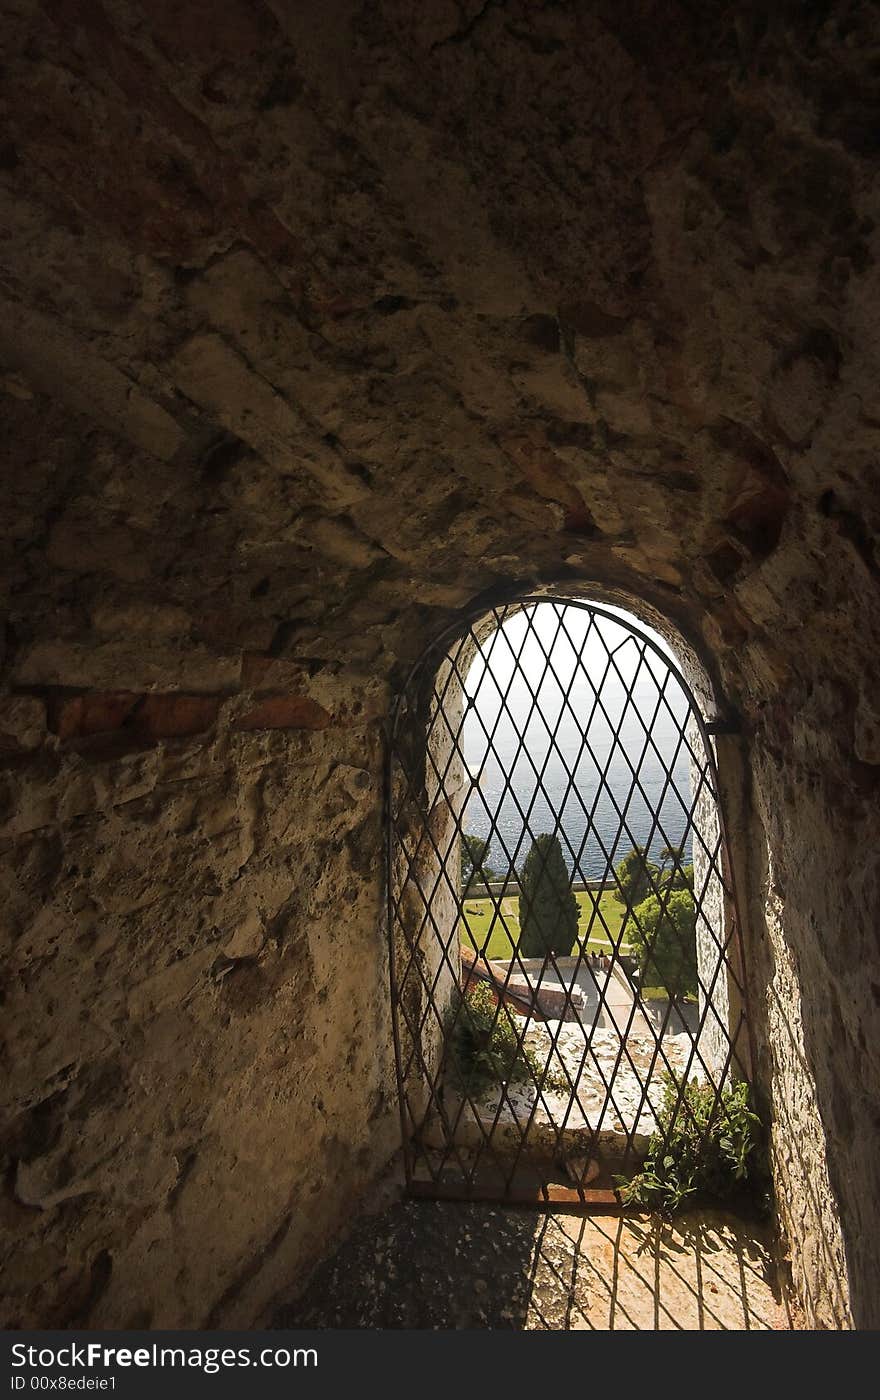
[48, 690, 220, 743]
[138, 694, 221, 739]
[52, 692, 138, 740]
[234, 696, 331, 732]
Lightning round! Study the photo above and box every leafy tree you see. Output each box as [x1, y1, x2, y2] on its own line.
[460, 832, 494, 891]
[518, 834, 580, 958]
[629, 888, 698, 998]
[612, 845, 660, 910]
[659, 843, 694, 892]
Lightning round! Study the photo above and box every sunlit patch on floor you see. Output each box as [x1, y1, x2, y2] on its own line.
[272, 1200, 793, 1331]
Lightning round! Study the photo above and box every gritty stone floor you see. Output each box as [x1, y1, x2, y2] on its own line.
[272, 1200, 793, 1331]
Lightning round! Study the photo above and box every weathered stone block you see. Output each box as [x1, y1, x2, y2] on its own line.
[240, 653, 309, 691]
[0, 696, 46, 750]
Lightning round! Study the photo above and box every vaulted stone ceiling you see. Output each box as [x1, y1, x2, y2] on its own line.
[2, 0, 877, 718]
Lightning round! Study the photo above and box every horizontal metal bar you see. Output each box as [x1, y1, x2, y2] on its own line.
[705, 716, 742, 735]
[407, 1180, 625, 1210]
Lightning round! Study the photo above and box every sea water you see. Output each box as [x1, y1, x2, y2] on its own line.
[458, 606, 695, 882]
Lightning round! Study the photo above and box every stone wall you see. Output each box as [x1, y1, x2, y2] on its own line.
[689, 720, 739, 1084]
[1, 0, 879, 1329]
[388, 654, 465, 1141]
[0, 656, 397, 1327]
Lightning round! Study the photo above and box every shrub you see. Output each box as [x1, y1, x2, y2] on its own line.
[618, 1075, 764, 1212]
[447, 982, 566, 1096]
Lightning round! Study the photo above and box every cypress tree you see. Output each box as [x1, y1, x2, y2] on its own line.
[518, 834, 580, 957]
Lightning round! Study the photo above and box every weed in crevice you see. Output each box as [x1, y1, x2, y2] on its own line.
[617, 1075, 768, 1213]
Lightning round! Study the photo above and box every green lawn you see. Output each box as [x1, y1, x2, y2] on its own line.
[460, 890, 631, 961]
[640, 984, 698, 1004]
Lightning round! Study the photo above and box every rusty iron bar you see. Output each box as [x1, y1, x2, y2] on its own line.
[406, 1180, 625, 1210]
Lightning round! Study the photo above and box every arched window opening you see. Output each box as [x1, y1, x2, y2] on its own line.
[387, 598, 753, 1203]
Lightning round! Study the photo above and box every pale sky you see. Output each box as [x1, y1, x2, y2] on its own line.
[463, 601, 680, 703]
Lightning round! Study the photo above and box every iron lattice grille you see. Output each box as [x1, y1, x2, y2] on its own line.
[387, 599, 752, 1202]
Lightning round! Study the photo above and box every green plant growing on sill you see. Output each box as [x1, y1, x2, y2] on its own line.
[617, 1075, 765, 1213]
[447, 981, 567, 1097]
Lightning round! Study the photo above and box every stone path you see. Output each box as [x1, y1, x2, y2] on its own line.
[499, 957, 698, 1036]
[272, 1200, 793, 1330]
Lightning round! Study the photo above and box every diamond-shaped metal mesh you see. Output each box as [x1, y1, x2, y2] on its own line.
[387, 599, 752, 1202]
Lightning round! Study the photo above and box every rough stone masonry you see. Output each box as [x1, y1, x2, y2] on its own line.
[0, 0, 878, 1329]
